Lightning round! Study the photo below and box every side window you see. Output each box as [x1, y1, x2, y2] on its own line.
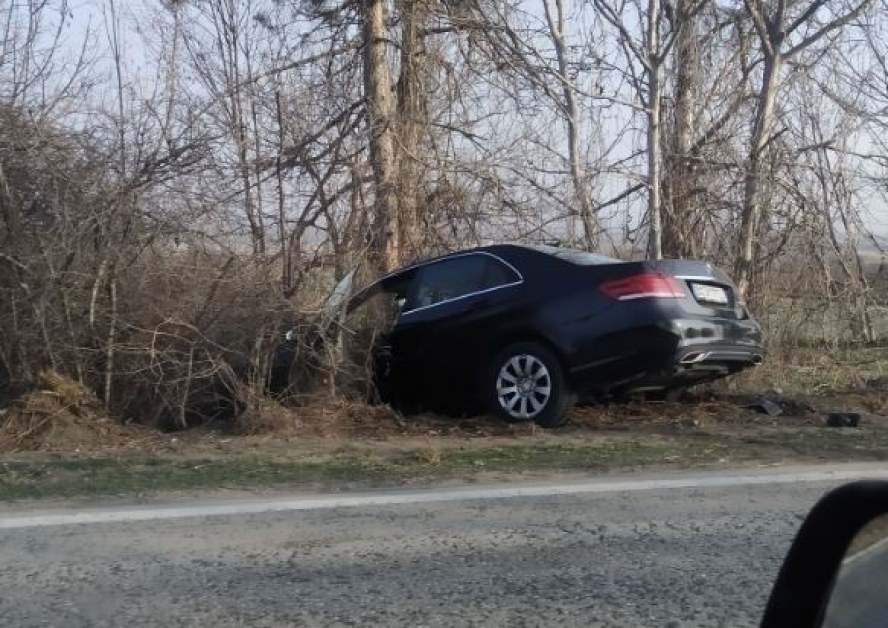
[405, 255, 520, 311]
[482, 257, 521, 289]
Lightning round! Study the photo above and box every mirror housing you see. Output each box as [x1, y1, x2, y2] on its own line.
[762, 480, 888, 627]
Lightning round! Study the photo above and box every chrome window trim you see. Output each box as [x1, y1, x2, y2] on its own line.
[399, 251, 524, 318]
[349, 250, 522, 305]
[400, 280, 523, 317]
[675, 275, 721, 282]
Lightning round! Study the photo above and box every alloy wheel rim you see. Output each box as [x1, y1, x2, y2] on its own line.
[496, 354, 552, 420]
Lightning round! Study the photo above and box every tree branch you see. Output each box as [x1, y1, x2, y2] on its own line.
[785, 0, 871, 58]
[743, 0, 774, 55]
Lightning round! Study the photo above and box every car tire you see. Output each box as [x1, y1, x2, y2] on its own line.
[485, 341, 576, 427]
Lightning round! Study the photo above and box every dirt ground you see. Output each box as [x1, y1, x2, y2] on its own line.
[1, 367, 886, 460]
[1, 365, 886, 503]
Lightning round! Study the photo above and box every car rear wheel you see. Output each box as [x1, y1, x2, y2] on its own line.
[485, 341, 576, 427]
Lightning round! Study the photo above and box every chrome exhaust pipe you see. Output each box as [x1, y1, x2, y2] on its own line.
[680, 352, 709, 364]
[751, 353, 764, 366]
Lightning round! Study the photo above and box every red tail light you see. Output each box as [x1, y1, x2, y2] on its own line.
[600, 272, 686, 300]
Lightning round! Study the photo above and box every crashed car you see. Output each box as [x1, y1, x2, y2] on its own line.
[316, 244, 764, 427]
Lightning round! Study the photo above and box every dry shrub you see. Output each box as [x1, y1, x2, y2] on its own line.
[335, 326, 383, 401]
[270, 319, 333, 400]
[235, 395, 402, 439]
[112, 329, 249, 432]
[848, 375, 888, 415]
[0, 371, 151, 452]
[413, 445, 443, 465]
[296, 398, 403, 437]
[845, 393, 888, 416]
[235, 395, 303, 435]
[269, 318, 384, 407]
[863, 375, 888, 392]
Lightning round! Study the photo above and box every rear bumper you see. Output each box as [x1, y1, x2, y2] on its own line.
[566, 317, 764, 394]
[676, 345, 763, 367]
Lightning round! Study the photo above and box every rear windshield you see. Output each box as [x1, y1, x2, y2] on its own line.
[522, 244, 619, 266]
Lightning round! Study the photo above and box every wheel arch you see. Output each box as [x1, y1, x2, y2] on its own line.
[482, 329, 570, 374]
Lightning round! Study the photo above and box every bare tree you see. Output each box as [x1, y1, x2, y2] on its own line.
[735, 0, 872, 297]
[542, 0, 598, 247]
[182, 0, 268, 257]
[592, 0, 706, 259]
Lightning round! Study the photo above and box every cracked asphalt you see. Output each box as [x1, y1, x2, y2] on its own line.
[0, 473, 847, 627]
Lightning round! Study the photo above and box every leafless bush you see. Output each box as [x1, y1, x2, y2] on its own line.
[0, 105, 343, 427]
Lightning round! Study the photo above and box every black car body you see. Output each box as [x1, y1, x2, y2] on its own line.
[346, 244, 764, 426]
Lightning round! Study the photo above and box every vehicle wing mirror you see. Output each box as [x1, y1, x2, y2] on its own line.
[822, 512, 888, 627]
[761, 480, 888, 627]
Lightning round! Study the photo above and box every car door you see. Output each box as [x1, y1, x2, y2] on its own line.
[387, 253, 523, 405]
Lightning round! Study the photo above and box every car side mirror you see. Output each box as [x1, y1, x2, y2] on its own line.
[762, 480, 888, 627]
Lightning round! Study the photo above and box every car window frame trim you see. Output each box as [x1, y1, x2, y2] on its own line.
[400, 251, 524, 318]
[674, 275, 722, 282]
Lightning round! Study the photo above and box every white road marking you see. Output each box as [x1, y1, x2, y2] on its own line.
[1, 465, 887, 530]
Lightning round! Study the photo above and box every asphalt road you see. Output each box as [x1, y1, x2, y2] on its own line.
[2, 465, 887, 628]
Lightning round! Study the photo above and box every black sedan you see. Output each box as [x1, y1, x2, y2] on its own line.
[345, 244, 764, 427]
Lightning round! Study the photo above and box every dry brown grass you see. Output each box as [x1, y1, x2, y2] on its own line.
[234, 395, 403, 438]
[0, 371, 153, 453]
[235, 395, 536, 441]
[3, 347, 887, 455]
[235, 396, 303, 435]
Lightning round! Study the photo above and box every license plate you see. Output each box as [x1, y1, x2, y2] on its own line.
[691, 283, 729, 305]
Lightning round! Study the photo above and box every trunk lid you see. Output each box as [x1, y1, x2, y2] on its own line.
[646, 259, 745, 319]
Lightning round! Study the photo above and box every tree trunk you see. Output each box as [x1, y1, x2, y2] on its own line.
[363, 0, 399, 272]
[274, 90, 290, 294]
[103, 267, 118, 415]
[395, 0, 431, 263]
[736, 50, 782, 297]
[544, 0, 598, 249]
[662, 0, 699, 258]
[646, 0, 663, 260]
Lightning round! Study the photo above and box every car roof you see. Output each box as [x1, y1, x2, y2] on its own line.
[348, 245, 520, 304]
[350, 243, 616, 303]
[372, 245, 511, 278]
[434, 243, 619, 267]
[369, 242, 616, 279]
